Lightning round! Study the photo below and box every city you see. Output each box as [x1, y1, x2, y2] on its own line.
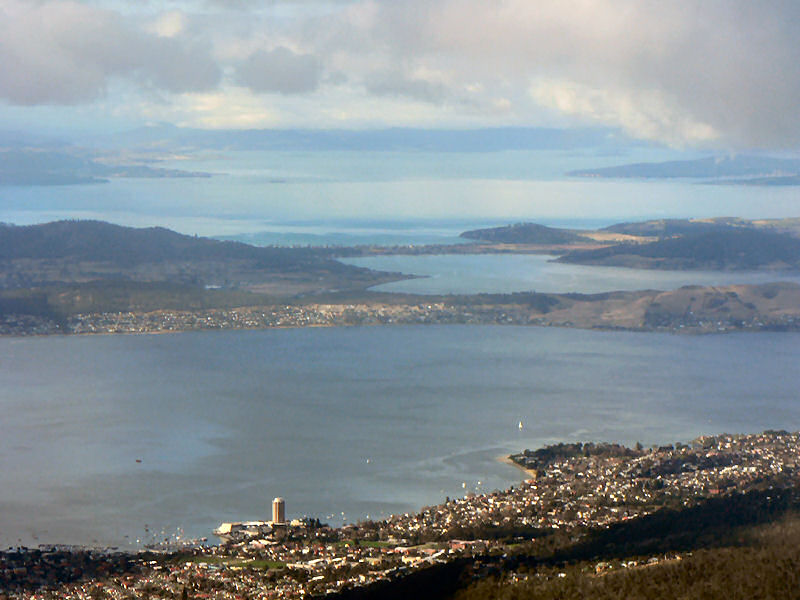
[3, 430, 799, 599]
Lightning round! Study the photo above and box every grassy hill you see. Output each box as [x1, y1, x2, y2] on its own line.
[557, 229, 800, 270]
[601, 217, 753, 238]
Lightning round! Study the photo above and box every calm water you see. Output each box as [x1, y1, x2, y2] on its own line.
[342, 254, 800, 294]
[2, 149, 800, 550]
[2, 326, 799, 548]
[2, 149, 800, 239]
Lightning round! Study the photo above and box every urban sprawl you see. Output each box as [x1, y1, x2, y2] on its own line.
[3, 301, 797, 337]
[3, 430, 799, 599]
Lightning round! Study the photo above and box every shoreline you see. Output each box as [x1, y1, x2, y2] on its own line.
[5, 430, 800, 597]
[497, 453, 537, 478]
[3, 281, 800, 338]
[4, 317, 799, 339]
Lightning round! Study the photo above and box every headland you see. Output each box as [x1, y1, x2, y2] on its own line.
[3, 218, 800, 337]
[4, 430, 800, 599]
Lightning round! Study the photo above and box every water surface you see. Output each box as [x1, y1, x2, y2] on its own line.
[1, 326, 798, 548]
[343, 254, 800, 294]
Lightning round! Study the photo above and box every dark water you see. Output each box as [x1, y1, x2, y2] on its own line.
[1, 326, 799, 548]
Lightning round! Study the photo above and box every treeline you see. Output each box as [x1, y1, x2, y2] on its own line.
[511, 441, 642, 470]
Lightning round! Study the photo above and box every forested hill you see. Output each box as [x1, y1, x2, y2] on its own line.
[460, 223, 588, 244]
[0, 221, 399, 296]
[0, 220, 328, 267]
[557, 229, 800, 270]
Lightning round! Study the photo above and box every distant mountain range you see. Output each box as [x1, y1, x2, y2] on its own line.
[83, 124, 632, 152]
[568, 155, 800, 185]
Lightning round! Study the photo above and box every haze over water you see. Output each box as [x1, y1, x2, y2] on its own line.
[3, 149, 800, 239]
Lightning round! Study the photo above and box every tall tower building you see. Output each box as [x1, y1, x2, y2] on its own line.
[272, 497, 285, 524]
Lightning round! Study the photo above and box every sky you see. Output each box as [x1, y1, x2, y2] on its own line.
[0, 0, 799, 150]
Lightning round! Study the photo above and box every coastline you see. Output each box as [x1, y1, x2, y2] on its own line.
[4, 280, 800, 338]
[497, 454, 537, 479]
[6, 430, 800, 598]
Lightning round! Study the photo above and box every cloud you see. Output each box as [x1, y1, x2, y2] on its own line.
[364, 70, 449, 103]
[2, 0, 800, 148]
[531, 80, 718, 147]
[148, 10, 187, 38]
[315, 0, 800, 148]
[235, 47, 322, 95]
[0, 0, 221, 105]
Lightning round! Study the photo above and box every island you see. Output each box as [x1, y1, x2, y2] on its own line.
[567, 154, 800, 186]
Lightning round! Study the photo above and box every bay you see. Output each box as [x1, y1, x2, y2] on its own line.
[2, 326, 799, 548]
[342, 254, 800, 295]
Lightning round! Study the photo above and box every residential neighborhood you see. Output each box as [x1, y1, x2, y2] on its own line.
[3, 431, 798, 599]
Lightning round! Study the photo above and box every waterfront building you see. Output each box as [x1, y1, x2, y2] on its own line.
[273, 497, 286, 524]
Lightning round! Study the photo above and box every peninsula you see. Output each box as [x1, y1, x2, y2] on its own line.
[2, 218, 800, 337]
[4, 430, 800, 599]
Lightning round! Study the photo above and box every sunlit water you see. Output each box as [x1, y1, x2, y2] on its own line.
[2, 149, 799, 239]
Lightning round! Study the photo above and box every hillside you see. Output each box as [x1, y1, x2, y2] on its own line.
[0, 220, 299, 264]
[0, 220, 401, 296]
[460, 223, 589, 244]
[556, 229, 800, 270]
[4, 282, 799, 336]
[601, 217, 754, 238]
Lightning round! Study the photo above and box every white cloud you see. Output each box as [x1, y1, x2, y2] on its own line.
[149, 10, 187, 38]
[308, 0, 800, 147]
[0, 0, 220, 104]
[1, 0, 800, 148]
[531, 80, 718, 147]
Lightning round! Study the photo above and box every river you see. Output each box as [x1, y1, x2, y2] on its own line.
[1, 325, 798, 548]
